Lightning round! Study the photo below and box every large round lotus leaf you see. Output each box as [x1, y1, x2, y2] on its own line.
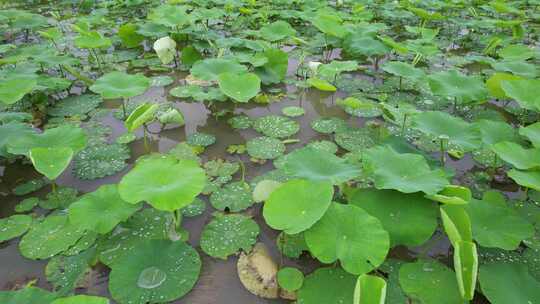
[259, 20, 296, 42]
[334, 128, 376, 151]
[485, 72, 522, 99]
[200, 213, 259, 259]
[69, 184, 141, 234]
[51, 295, 109, 304]
[204, 159, 239, 177]
[412, 111, 481, 151]
[254, 48, 288, 84]
[263, 179, 334, 234]
[307, 78, 336, 92]
[310, 117, 348, 134]
[29, 147, 73, 181]
[39, 187, 79, 210]
[479, 262, 540, 304]
[277, 267, 304, 292]
[492, 141, 540, 170]
[190, 58, 247, 81]
[343, 35, 389, 57]
[246, 136, 285, 160]
[0, 214, 32, 242]
[501, 79, 540, 111]
[364, 146, 448, 195]
[8, 124, 87, 156]
[297, 267, 356, 304]
[381, 61, 425, 80]
[49, 94, 103, 117]
[109, 239, 201, 304]
[474, 119, 518, 146]
[118, 155, 206, 211]
[281, 147, 361, 184]
[46, 249, 93, 295]
[466, 191, 534, 250]
[210, 181, 254, 212]
[19, 214, 86, 259]
[0, 122, 35, 157]
[508, 169, 540, 191]
[218, 72, 261, 103]
[0, 77, 37, 105]
[0, 286, 57, 304]
[73, 143, 130, 180]
[399, 260, 462, 304]
[312, 12, 346, 38]
[304, 203, 390, 275]
[349, 188, 438, 247]
[499, 44, 536, 60]
[186, 132, 216, 147]
[253, 115, 299, 139]
[90, 72, 150, 99]
[427, 70, 487, 103]
[520, 122, 540, 148]
[493, 60, 538, 78]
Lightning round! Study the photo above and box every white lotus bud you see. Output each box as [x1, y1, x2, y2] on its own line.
[307, 61, 322, 75]
[153, 36, 177, 65]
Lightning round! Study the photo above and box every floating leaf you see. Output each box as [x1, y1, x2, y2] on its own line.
[0, 214, 32, 242]
[479, 262, 540, 304]
[277, 267, 304, 292]
[312, 12, 346, 38]
[382, 61, 425, 80]
[259, 20, 296, 42]
[217, 72, 261, 103]
[277, 232, 308, 259]
[29, 147, 73, 180]
[0, 287, 57, 304]
[311, 117, 348, 134]
[46, 249, 94, 295]
[246, 136, 285, 160]
[0, 77, 37, 105]
[49, 94, 103, 117]
[297, 267, 355, 304]
[73, 143, 130, 180]
[508, 169, 540, 191]
[520, 122, 540, 148]
[8, 124, 87, 156]
[253, 180, 282, 203]
[428, 70, 487, 103]
[210, 181, 253, 212]
[186, 132, 216, 147]
[254, 115, 299, 139]
[307, 78, 336, 92]
[181, 198, 206, 217]
[492, 141, 540, 170]
[51, 295, 109, 304]
[501, 79, 540, 111]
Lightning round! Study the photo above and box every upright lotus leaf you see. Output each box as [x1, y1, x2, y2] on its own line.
[426, 185, 472, 205]
[381, 61, 425, 80]
[0, 287, 57, 304]
[263, 179, 334, 234]
[190, 58, 247, 81]
[318, 60, 359, 80]
[51, 295, 109, 304]
[254, 48, 288, 84]
[354, 274, 387, 304]
[473, 119, 518, 146]
[8, 124, 87, 156]
[153, 36, 176, 65]
[254, 115, 299, 138]
[311, 12, 346, 38]
[454, 240, 478, 300]
[363, 146, 448, 195]
[343, 34, 389, 58]
[508, 169, 540, 191]
[479, 262, 540, 304]
[259, 20, 296, 42]
[349, 188, 438, 247]
[520, 122, 540, 148]
[466, 190, 534, 250]
[0, 214, 32, 242]
[200, 213, 259, 259]
[428, 70, 487, 103]
[492, 141, 540, 170]
[281, 147, 361, 184]
[124, 103, 158, 132]
[90, 72, 150, 99]
[118, 23, 144, 48]
[69, 184, 141, 234]
[149, 4, 191, 28]
[485, 72, 522, 99]
[440, 205, 472, 246]
[501, 79, 540, 111]
[0, 77, 37, 105]
[305, 203, 390, 275]
[19, 214, 86, 259]
[277, 267, 304, 292]
[29, 147, 73, 181]
[412, 111, 481, 151]
[399, 260, 463, 304]
[0, 121, 35, 157]
[109, 239, 201, 304]
[119, 155, 206, 211]
[297, 267, 356, 304]
[217, 72, 261, 103]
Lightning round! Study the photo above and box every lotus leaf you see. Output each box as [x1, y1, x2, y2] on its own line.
[0, 214, 32, 242]
[8, 124, 87, 156]
[501, 79, 540, 111]
[263, 179, 333, 234]
[310, 117, 348, 134]
[508, 169, 540, 191]
[297, 267, 355, 304]
[277, 232, 308, 259]
[253, 180, 282, 203]
[46, 249, 93, 295]
[277, 267, 304, 292]
[281, 106, 305, 117]
[307, 78, 336, 91]
[51, 295, 109, 304]
[354, 274, 387, 304]
[200, 213, 259, 259]
[259, 21, 295, 42]
[39, 187, 79, 210]
[118, 23, 144, 48]
[493, 60, 538, 78]
[334, 128, 376, 151]
[486, 72, 522, 99]
[343, 35, 389, 58]
[73, 143, 130, 180]
[312, 12, 346, 38]
[210, 181, 253, 212]
[149, 4, 191, 28]
[158, 108, 184, 126]
[254, 115, 299, 138]
[440, 205, 473, 246]
[479, 262, 540, 304]
[0, 77, 37, 105]
[29, 147, 73, 180]
[454, 240, 478, 300]
[74, 31, 111, 49]
[228, 115, 252, 129]
[186, 132, 216, 147]
[170, 85, 226, 102]
[125, 103, 158, 132]
[190, 58, 247, 81]
[306, 140, 338, 154]
[428, 70, 487, 103]
[15, 197, 39, 213]
[0, 287, 57, 304]
[90, 72, 150, 99]
[382, 61, 425, 80]
[118, 155, 206, 211]
[492, 141, 540, 170]
[499, 44, 536, 60]
[181, 198, 206, 217]
[48, 94, 103, 117]
[474, 119, 518, 146]
[218, 72, 261, 103]
[520, 122, 540, 148]
[108, 239, 201, 304]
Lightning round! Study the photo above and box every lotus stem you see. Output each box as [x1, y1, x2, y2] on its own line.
[143, 125, 150, 154]
[399, 76, 402, 91]
[439, 138, 446, 167]
[401, 114, 408, 137]
[51, 182, 57, 193]
[121, 98, 127, 120]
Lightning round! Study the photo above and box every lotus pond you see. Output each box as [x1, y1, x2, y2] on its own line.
[1, 0, 540, 303]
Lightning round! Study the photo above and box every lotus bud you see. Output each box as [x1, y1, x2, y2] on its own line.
[153, 36, 177, 65]
[307, 61, 322, 76]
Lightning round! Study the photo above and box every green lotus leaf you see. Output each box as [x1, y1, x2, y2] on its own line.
[52, 295, 109, 304]
[63, 230, 97, 256]
[492, 141, 540, 170]
[204, 159, 239, 177]
[0, 214, 32, 242]
[74, 31, 111, 49]
[69, 184, 141, 234]
[508, 169, 540, 191]
[501, 79, 540, 111]
[228, 115, 252, 129]
[306, 140, 338, 154]
[46, 249, 94, 295]
[263, 179, 333, 234]
[473, 119, 518, 146]
[210, 181, 253, 212]
[0, 77, 37, 105]
[181, 198, 206, 217]
[259, 20, 296, 42]
[399, 260, 462, 304]
[15, 197, 39, 213]
[305, 203, 389, 275]
[254, 115, 299, 138]
[170, 85, 226, 102]
[19, 214, 86, 259]
[186, 132, 216, 147]
[307, 78, 336, 92]
[381, 61, 425, 80]
[354, 274, 387, 304]
[158, 108, 184, 125]
[73, 143, 130, 180]
[252, 180, 282, 203]
[29, 147, 73, 181]
[180, 45, 202, 67]
[254, 48, 288, 84]
[124, 103, 158, 132]
[334, 128, 376, 151]
[109, 239, 201, 304]
[49, 94, 103, 117]
[190, 58, 247, 81]
[343, 34, 389, 58]
[428, 70, 487, 103]
[492, 60, 538, 78]
[412, 111, 481, 151]
[310, 117, 348, 134]
[338, 97, 383, 118]
[148, 4, 191, 28]
[454, 240, 478, 300]
[499, 44, 537, 60]
[425, 184, 471, 205]
[118, 155, 206, 211]
[318, 60, 359, 80]
[297, 267, 356, 304]
[39, 187, 79, 210]
[440, 205, 473, 246]
[312, 12, 346, 38]
[218, 72, 261, 103]
[364, 146, 448, 195]
[277, 232, 308, 259]
[246, 136, 285, 160]
[0, 287, 57, 304]
[150, 76, 174, 87]
[281, 106, 305, 117]
[277, 267, 304, 292]
[479, 262, 540, 304]
[8, 124, 87, 156]
[466, 191, 534, 250]
[486, 72, 522, 99]
[349, 188, 438, 247]
[200, 213, 259, 259]
[90, 72, 150, 99]
[281, 146, 361, 184]
[520, 122, 540, 148]
[118, 23, 144, 48]
[0, 112, 32, 123]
